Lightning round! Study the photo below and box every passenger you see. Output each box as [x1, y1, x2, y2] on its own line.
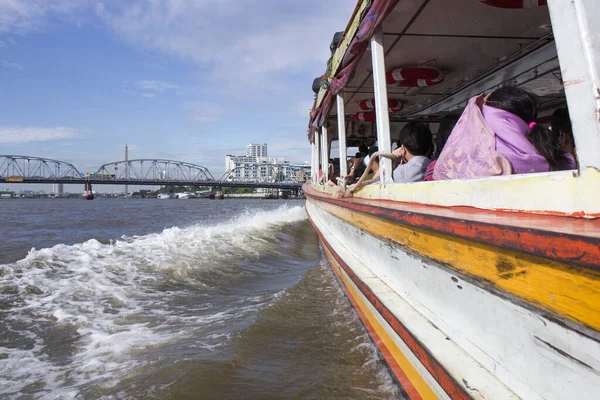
[425, 116, 459, 181]
[552, 108, 576, 156]
[347, 143, 369, 182]
[364, 146, 380, 179]
[527, 117, 576, 171]
[392, 122, 433, 183]
[350, 122, 432, 192]
[317, 164, 323, 184]
[347, 146, 380, 191]
[434, 87, 548, 180]
[547, 107, 577, 170]
[327, 159, 339, 186]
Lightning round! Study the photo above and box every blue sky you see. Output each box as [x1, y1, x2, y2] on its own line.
[0, 0, 355, 190]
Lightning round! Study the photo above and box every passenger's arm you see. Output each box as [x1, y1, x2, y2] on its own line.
[349, 151, 398, 192]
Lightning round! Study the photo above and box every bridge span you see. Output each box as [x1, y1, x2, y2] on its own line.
[0, 155, 308, 190]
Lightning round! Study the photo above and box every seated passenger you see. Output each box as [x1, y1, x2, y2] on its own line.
[434, 87, 548, 180]
[327, 159, 340, 186]
[347, 146, 380, 191]
[393, 122, 433, 183]
[527, 116, 577, 172]
[547, 107, 577, 170]
[350, 122, 432, 192]
[317, 164, 323, 184]
[347, 143, 369, 182]
[364, 146, 380, 180]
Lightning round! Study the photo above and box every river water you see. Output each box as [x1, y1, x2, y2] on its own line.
[0, 198, 399, 399]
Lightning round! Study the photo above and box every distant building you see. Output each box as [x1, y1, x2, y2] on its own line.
[52, 183, 64, 195]
[225, 145, 299, 182]
[246, 143, 267, 159]
[225, 155, 256, 173]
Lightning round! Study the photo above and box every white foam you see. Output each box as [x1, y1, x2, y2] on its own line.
[0, 204, 307, 397]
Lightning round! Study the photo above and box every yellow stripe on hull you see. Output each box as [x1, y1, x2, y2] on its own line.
[323, 244, 439, 400]
[310, 198, 600, 333]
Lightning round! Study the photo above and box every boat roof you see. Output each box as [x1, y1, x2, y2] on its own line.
[310, 0, 563, 139]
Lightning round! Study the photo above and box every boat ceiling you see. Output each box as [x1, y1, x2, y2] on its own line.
[327, 0, 563, 125]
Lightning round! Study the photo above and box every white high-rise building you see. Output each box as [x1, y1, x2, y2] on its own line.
[246, 143, 267, 159]
[225, 145, 298, 182]
[52, 183, 64, 195]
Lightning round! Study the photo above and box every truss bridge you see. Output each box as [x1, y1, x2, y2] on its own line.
[0, 155, 307, 190]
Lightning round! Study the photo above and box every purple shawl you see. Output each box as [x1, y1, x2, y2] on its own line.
[433, 96, 513, 180]
[482, 105, 549, 174]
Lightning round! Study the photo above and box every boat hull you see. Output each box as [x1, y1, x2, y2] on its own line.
[305, 184, 600, 400]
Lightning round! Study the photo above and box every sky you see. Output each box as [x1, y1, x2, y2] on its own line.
[0, 0, 356, 191]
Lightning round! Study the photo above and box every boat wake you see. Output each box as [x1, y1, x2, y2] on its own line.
[0, 204, 309, 398]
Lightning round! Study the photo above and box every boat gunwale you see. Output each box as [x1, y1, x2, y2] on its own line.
[303, 183, 600, 271]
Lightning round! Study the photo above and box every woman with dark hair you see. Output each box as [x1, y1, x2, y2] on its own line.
[482, 86, 550, 174]
[545, 107, 577, 170]
[552, 108, 576, 155]
[434, 86, 551, 180]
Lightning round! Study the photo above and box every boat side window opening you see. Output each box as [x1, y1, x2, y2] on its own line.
[308, 0, 594, 192]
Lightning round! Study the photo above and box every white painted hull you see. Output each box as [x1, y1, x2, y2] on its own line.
[306, 199, 600, 399]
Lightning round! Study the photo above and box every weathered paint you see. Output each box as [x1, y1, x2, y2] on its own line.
[323, 245, 438, 400]
[306, 185, 600, 269]
[307, 200, 600, 400]
[336, 92, 348, 178]
[308, 194, 600, 333]
[547, 0, 600, 170]
[370, 25, 394, 185]
[316, 167, 600, 217]
[321, 234, 466, 400]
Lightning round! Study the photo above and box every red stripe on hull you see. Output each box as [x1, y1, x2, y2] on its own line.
[303, 184, 600, 270]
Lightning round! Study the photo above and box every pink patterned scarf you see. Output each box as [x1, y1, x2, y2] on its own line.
[433, 96, 512, 180]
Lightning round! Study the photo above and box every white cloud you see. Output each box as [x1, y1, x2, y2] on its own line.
[96, 0, 355, 91]
[0, 126, 79, 143]
[0, 59, 23, 70]
[141, 92, 156, 98]
[136, 79, 177, 91]
[0, 0, 84, 34]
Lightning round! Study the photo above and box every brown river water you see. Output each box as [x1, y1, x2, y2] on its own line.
[0, 198, 400, 399]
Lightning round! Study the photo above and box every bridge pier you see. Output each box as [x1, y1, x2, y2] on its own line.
[83, 182, 94, 200]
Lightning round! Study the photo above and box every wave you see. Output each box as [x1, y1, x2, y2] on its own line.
[0, 204, 308, 398]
